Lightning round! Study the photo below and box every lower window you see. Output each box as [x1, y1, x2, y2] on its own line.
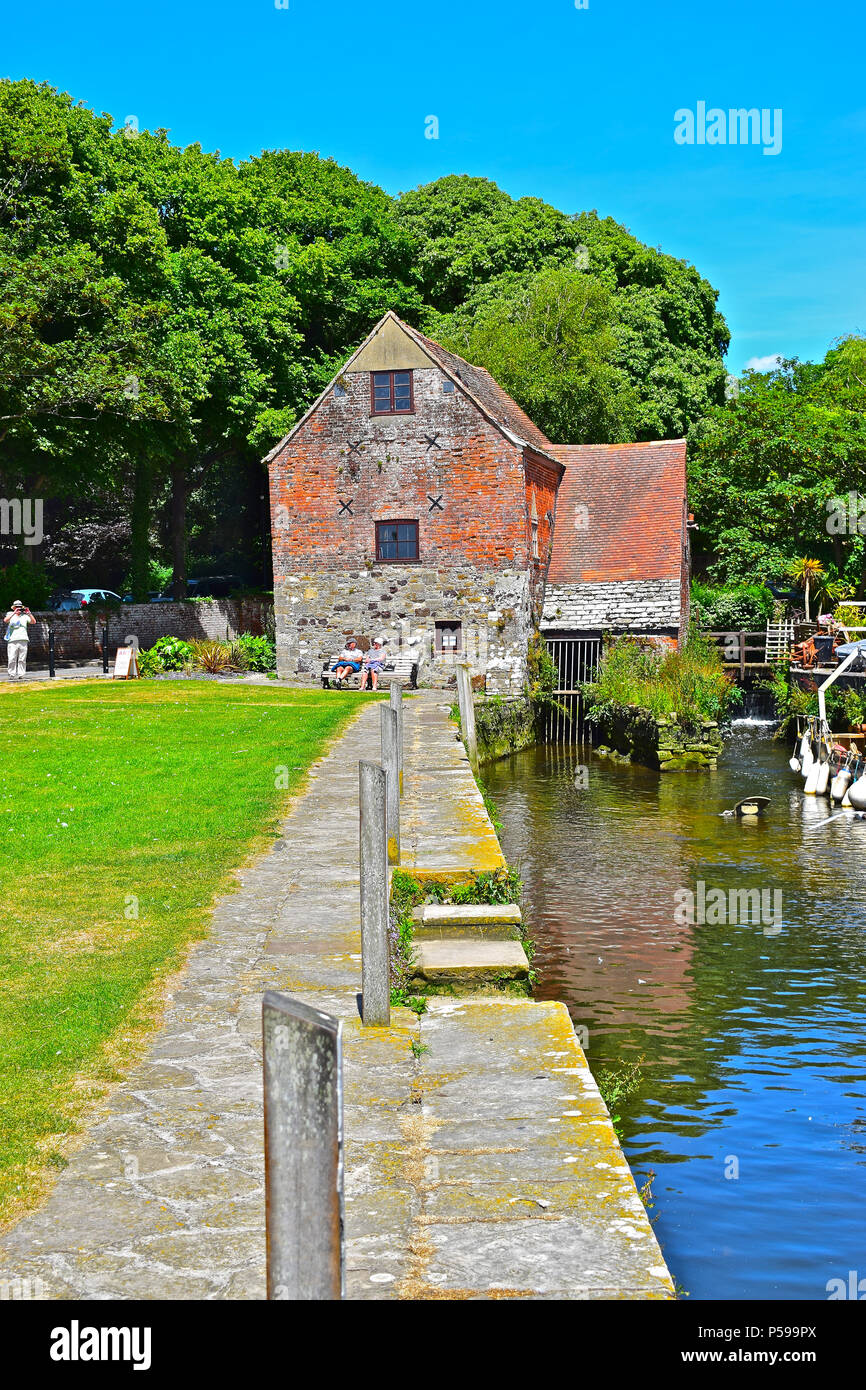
[376, 520, 419, 562]
[435, 621, 463, 653]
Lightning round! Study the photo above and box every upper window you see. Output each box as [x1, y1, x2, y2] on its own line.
[376, 520, 419, 563]
[371, 370, 414, 415]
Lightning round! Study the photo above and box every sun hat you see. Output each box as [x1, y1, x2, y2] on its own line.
[11, 600, 23, 608]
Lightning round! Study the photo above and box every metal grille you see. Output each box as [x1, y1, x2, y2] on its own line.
[542, 635, 602, 744]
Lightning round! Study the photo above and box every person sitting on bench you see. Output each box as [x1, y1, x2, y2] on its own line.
[331, 640, 362, 683]
[359, 637, 386, 691]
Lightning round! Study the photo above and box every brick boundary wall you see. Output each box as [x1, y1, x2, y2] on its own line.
[20, 599, 273, 663]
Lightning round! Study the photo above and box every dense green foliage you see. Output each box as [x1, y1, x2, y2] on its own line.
[585, 631, 739, 729]
[403, 177, 728, 443]
[137, 631, 276, 675]
[689, 339, 866, 591]
[1, 82, 729, 600]
[690, 581, 776, 630]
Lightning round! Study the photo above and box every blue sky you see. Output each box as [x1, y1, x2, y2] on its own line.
[4, 0, 864, 372]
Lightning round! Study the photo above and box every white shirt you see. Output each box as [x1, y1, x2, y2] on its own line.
[4, 611, 33, 642]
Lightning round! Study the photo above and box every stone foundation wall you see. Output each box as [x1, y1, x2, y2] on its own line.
[23, 599, 272, 663]
[274, 566, 532, 693]
[475, 695, 538, 763]
[590, 702, 723, 771]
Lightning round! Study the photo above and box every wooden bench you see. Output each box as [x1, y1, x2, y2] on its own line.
[321, 654, 418, 690]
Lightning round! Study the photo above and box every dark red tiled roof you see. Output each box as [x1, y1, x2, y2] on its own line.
[547, 441, 687, 584]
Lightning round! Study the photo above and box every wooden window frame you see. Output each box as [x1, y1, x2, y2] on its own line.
[435, 620, 463, 654]
[370, 370, 415, 416]
[375, 519, 420, 564]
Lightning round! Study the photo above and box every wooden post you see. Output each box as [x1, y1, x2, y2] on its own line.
[48, 630, 55, 679]
[389, 682, 404, 796]
[456, 663, 479, 772]
[380, 705, 400, 864]
[359, 760, 390, 1027]
[263, 992, 344, 1300]
[739, 631, 746, 681]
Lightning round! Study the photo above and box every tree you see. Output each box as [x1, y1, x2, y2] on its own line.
[398, 177, 729, 441]
[689, 345, 866, 591]
[437, 265, 640, 443]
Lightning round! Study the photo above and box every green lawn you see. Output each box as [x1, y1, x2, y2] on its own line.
[0, 679, 360, 1224]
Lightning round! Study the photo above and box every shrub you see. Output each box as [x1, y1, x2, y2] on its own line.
[584, 629, 740, 731]
[138, 636, 194, 674]
[187, 640, 238, 674]
[0, 559, 50, 614]
[691, 582, 774, 630]
[233, 632, 276, 672]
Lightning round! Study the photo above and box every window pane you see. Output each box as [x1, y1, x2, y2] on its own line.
[394, 372, 411, 385]
[373, 373, 391, 386]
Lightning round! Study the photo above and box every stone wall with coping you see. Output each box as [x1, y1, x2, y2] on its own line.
[22, 599, 272, 663]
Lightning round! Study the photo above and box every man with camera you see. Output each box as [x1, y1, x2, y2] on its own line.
[4, 600, 35, 680]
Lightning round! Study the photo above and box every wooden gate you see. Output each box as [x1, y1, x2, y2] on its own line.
[542, 634, 602, 743]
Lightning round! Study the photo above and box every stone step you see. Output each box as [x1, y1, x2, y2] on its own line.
[411, 902, 522, 939]
[409, 936, 530, 991]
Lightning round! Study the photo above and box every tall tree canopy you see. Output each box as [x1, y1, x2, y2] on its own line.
[1, 84, 731, 596]
[688, 337, 866, 590]
[398, 176, 729, 441]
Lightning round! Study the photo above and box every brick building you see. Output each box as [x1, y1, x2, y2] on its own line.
[266, 313, 689, 689]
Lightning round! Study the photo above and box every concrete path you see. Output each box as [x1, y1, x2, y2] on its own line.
[0, 693, 673, 1300]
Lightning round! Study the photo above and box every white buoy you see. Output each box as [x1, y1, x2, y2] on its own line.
[789, 756, 801, 772]
[848, 775, 866, 810]
[816, 760, 831, 795]
[804, 759, 821, 794]
[831, 767, 853, 803]
[799, 730, 812, 759]
[801, 744, 815, 779]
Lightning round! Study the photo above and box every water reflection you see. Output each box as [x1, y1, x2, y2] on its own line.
[484, 728, 866, 1300]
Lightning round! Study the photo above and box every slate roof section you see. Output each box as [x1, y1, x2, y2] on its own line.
[546, 441, 687, 584]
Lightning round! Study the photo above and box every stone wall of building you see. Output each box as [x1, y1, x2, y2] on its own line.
[24, 599, 272, 663]
[268, 355, 559, 692]
[541, 578, 682, 633]
[275, 565, 532, 693]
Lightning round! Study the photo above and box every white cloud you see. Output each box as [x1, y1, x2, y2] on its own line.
[744, 354, 783, 372]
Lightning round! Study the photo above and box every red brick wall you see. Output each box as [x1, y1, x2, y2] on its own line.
[524, 451, 561, 618]
[269, 367, 530, 574]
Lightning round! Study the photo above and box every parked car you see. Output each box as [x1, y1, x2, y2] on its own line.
[47, 589, 123, 611]
[122, 592, 163, 604]
[154, 575, 243, 601]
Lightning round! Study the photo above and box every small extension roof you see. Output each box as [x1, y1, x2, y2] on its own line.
[547, 441, 687, 585]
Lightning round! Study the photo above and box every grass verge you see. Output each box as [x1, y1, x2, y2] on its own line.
[0, 679, 359, 1225]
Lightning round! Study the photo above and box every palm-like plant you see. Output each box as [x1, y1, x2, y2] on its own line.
[788, 558, 826, 621]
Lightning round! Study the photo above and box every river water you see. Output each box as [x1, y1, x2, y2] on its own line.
[483, 724, 866, 1301]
